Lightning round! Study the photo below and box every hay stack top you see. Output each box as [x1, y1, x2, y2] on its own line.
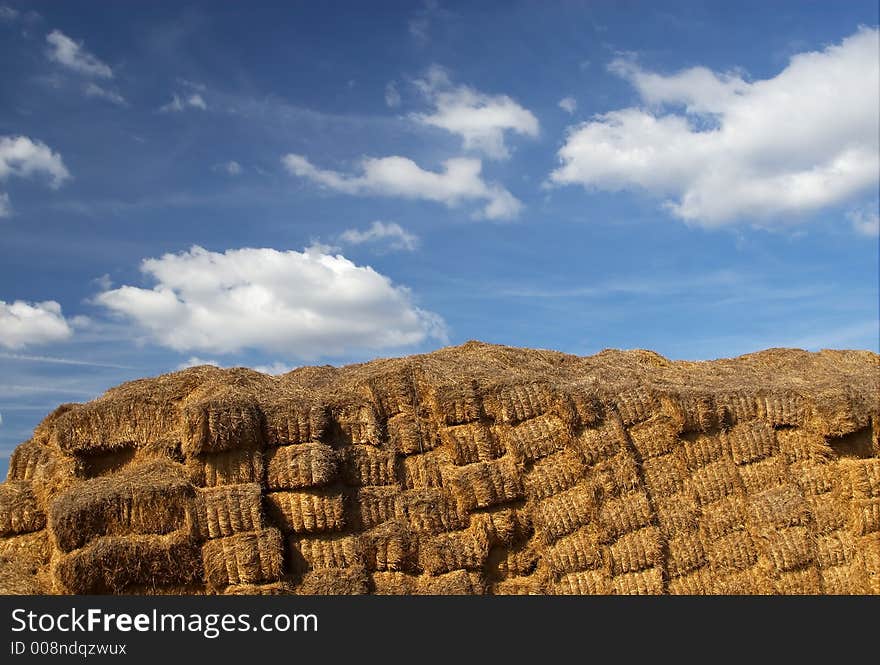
[2, 342, 879, 595]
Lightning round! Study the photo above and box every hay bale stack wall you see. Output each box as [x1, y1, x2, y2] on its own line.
[1, 342, 878, 594]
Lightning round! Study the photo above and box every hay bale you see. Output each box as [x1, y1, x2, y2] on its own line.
[553, 569, 610, 595]
[288, 534, 363, 572]
[596, 491, 653, 542]
[706, 530, 757, 572]
[223, 581, 294, 595]
[807, 493, 849, 534]
[592, 450, 640, 497]
[0, 481, 45, 535]
[201, 528, 283, 589]
[711, 568, 764, 595]
[791, 460, 838, 496]
[266, 443, 337, 490]
[447, 457, 524, 511]
[641, 452, 688, 498]
[54, 532, 201, 594]
[534, 482, 600, 543]
[400, 451, 447, 489]
[847, 459, 880, 499]
[0, 531, 51, 595]
[370, 571, 416, 594]
[360, 521, 414, 572]
[573, 424, 622, 465]
[440, 423, 505, 465]
[715, 391, 759, 425]
[263, 399, 327, 445]
[388, 412, 435, 454]
[667, 532, 706, 578]
[776, 428, 831, 463]
[297, 566, 369, 594]
[349, 486, 397, 530]
[492, 575, 545, 595]
[416, 569, 484, 595]
[331, 402, 382, 445]
[757, 526, 814, 572]
[612, 389, 659, 427]
[503, 414, 570, 464]
[610, 526, 663, 575]
[193, 483, 265, 540]
[820, 564, 866, 595]
[524, 449, 586, 501]
[627, 416, 679, 460]
[181, 392, 263, 456]
[486, 541, 539, 577]
[679, 432, 726, 471]
[338, 445, 397, 486]
[495, 382, 555, 424]
[264, 490, 345, 534]
[668, 566, 714, 595]
[49, 459, 195, 552]
[545, 528, 604, 574]
[756, 392, 808, 428]
[737, 456, 788, 494]
[186, 446, 264, 487]
[654, 492, 700, 535]
[851, 499, 880, 536]
[394, 488, 466, 534]
[687, 458, 740, 505]
[611, 567, 664, 595]
[418, 524, 490, 575]
[7, 439, 73, 483]
[430, 381, 483, 425]
[747, 484, 810, 529]
[816, 531, 857, 569]
[699, 494, 747, 541]
[772, 567, 821, 594]
[729, 421, 778, 464]
[667, 393, 725, 433]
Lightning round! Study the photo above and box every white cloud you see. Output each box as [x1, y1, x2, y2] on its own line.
[385, 81, 401, 108]
[0, 5, 18, 21]
[215, 160, 242, 176]
[177, 356, 219, 370]
[95, 245, 447, 357]
[0, 300, 75, 350]
[340, 221, 419, 252]
[252, 361, 297, 375]
[84, 82, 126, 106]
[0, 135, 70, 213]
[283, 153, 521, 220]
[558, 97, 577, 114]
[412, 65, 539, 160]
[160, 93, 207, 113]
[550, 28, 880, 228]
[45, 30, 112, 78]
[848, 206, 880, 237]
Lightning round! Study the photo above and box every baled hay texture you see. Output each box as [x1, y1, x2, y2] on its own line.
[609, 526, 664, 575]
[400, 450, 449, 489]
[491, 575, 545, 595]
[710, 568, 764, 595]
[504, 414, 570, 464]
[193, 483, 265, 540]
[418, 524, 490, 575]
[0, 481, 45, 535]
[847, 458, 880, 498]
[757, 526, 815, 573]
[263, 399, 327, 445]
[553, 570, 610, 595]
[819, 564, 866, 595]
[573, 423, 623, 466]
[654, 493, 700, 536]
[627, 416, 680, 460]
[747, 484, 811, 529]
[699, 495, 747, 542]
[555, 389, 603, 431]
[338, 445, 397, 486]
[0, 529, 51, 563]
[471, 508, 531, 546]
[394, 488, 466, 534]
[666, 532, 707, 578]
[359, 366, 417, 417]
[7, 439, 74, 483]
[388, 412, 434, 454]
[790, 460, 838, 496]
[430, 381, 483, 425]
[808, 493, 849, 534]
[678, 432, 726, 471]
[591, 450, 641, 498]
[331, 402, 382, 445]
[524, 449, 585, 500]
[668, 566, 714, 595]
[687, 458, 741, 506]
[756, 391, 808, 428]
[641, 453, 689, 498]
[612, 388, 659, 427]
[493, 382, 556, 424]
[350, 486, 397, 530]
[440, 423, 505, 466]
[545, 528, 604, 574]
[534, 482, 600, 543]
[714, 391, 759, 425]
[417, 569, 485, 595]
[288, 534, 363, 572]
[816, 531, 857, 569]
[49, 459, 195, 552]
[486, 541, 539, 577]
[596, 491, 653, 543]
[296, 566, 369, 595]
[737, 457, 788, 494]
[186, 446, 264, 487]
[706, 530, 758, 572]
[266, 442, 337, 490]
[775, 428, 832, 463]
[264, 490, 345, 534]
[370, 571, 417, 595]
[54, 531, 201, 594]
[181, 392, 263, 456]
[665, 393, 726, 433]
[851, 499, 880, 535]
[223, 581, 294, 595]
[448, 457, 524, 512]
[201, 527, 283, 589]
[611, 567, 664, 595]
[772, 567, 821, 594]
[360, 521, 414, 572]
[728, 421, 778, 464]
[0, 531, 51, 594]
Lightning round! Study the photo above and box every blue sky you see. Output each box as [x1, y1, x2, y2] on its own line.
[1, 1, 878, 476]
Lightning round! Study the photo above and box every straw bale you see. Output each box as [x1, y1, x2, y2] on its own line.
[495, 382, 555, 424]
[54, 531, 201, 594]
[49, 459, 195, 552]
[192, 483, 265, 540]
[360, 367, 418, 418]
[288, 534, 363, 572]
[534, 483, 600, 542]
[706, 530, 757, 571]
[418, 523, 490, 575]
[776, 428, 831, 463]
[628, 416, 679, 460]
[492, 575, 545, 595]
[186, 446, 264, 487]
[756, 392, 808, 428]
[612, 388, 659, 427]
[678, 432, 726, 471]
[816, 531, 857, 569]
[573, 423, 622, 466]
[641, 452, 688, 498]
[820, 564, 865, 595]
[851, 499, 880, 535]
[609, 526, 663, 575]
[472, 507, 531, 545]
[440, 423, 504, 465]
[0, 481, 45, 535]
[596, 491, 653, 542]
[667, 532, 706, 578]
[349, 486, 398, 530]
[790, 460, 837, 496]
[394, 488, 466, 534]
[400, 450, 447, 489]
[553, 570, 610, 595]
[7, 439, 73, 483]
[0, 554, 45, 594]
[447, 457, 524, 511]
[266, 443, 337, 490]
[758, 526, 814, 572]
[431, 381, 483, 425]
[504, 414, 569, 464]
[417, 569, 484, 595]
[0, 529, 50, 563]
[772, 567, 821, 594]
[671, 393, 726, 433]
[611, 567, 664, 595]
[387, 412, 430, 454]
[0, 530, 51, 594]
[729, 421, 777, 464]
[807, 493, 848, 534]
[545, 528, 604, 574]
[710, 568, 763, 595]
[556, 391, 603, 430]
[592, 450, 640, 497]
[487, 541, 539, 577]
[687, 458, 740, 505]
[263, 400, 327, 445]
[699, 495, 746, 541]
[747, 484, 810, 529]
[338, 445, 397, 486]
[654, 493, 700, 536]
[715, 391, 759, 425]
[524, 449, 586, 500]
[264, 490, 345, 534]
[201, 528, 283, 588]
[332, 402, 382, 445]
[297, 566, 369, 594]
[847, 459, 880, 499]
[862, 535, 880, 594]
[223, 581, 294, 595]
[668, 566, 713, 595]
[181, 393, 263, 456]
[360, 521, 414, 572]
[370, 571, 416, 594]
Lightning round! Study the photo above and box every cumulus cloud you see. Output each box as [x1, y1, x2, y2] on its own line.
[385, 81, 401, 108]
[95, 245, 447, 357]
[252, 361, 297, 375]
[84, 82, 126, 106]
[45, 29, 112, 78]
[177, 356, 219, 370]
[549, 27, 880, 228]
[558, 97, 577, 114]
[340, 221, 419, 252]
[0, 300, 75, 349]
[848, 206, 880, 237]
[0, 135, 70, 214]
[412, 66, 539, 160]
[283, 153, 521, 220]
[160, 93, 207, 113]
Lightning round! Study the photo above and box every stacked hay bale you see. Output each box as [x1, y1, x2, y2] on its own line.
[1, 343, 878, 594]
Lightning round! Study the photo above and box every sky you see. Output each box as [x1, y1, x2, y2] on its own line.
[0, 1, 878, 477]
